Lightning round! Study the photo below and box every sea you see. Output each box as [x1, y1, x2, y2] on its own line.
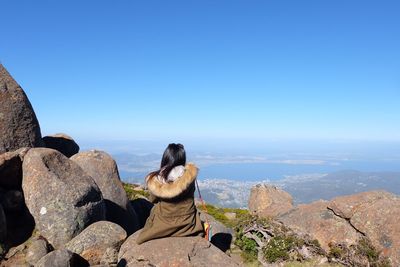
[120, 159, 400, 183]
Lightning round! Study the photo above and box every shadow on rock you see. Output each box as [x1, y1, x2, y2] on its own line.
[211, 232, 232, 253]
[117, 258, 127, 267]
[130, 199, 153, 229]
[104, 200, 138, 235]
[5, 205, 35, 248]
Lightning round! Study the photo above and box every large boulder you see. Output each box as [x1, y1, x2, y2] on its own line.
[66, 221, 127, 266]
[278, 200, 361, 251]
[328, 191, 400, 266]
[0, 64, 43, 154]
[22, 148, 106, 248]
[117, 231, 240, 267]
[248, 184, 293, 218]
[43, 133, 80, 158]
[0, 148, 29, 189]
[35, 249, 89, 267]
[71, 150, 139, 234]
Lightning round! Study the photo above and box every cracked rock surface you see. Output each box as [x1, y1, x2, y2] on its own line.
[66, 221, 127, 266]
[278, 199, 361, 251]
[117, 230, 241, 267]
[278, 190, 400, 266]
[328, 191, 400, 266]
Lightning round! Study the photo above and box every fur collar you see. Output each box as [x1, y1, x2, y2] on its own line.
[146, 163, 198, 199]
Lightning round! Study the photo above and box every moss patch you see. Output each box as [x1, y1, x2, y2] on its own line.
[235, 233, 259, 262]
[197, 203, 251, 228]
[123, 182, 150, 200]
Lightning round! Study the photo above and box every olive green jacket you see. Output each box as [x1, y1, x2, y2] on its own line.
[136, 163, 204, 244]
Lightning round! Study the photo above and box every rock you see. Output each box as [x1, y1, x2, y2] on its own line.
[25, 238, 50, 266]
[71, 150, 139, 234]
[0, 148, 29, 189]
[35, 249, 89, 267]
[66, 221, 127, 266]
[328, 190, 394, 219]
[328, 191, 400, 266]
[1, 243, 28, 267]
[0, 190, 24, 212]
[278, 200, 361, 251]
[0, 64, 43, 154]
[117, 231, 240, 267]
[43, 133, 80, 158]
[1, 232, 48, 267]
[22, 148, 106, 248]
[0, 204, 6, 244]
[248, 184, 294, 218]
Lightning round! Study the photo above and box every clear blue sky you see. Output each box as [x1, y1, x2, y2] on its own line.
[1, 1, 399, 144]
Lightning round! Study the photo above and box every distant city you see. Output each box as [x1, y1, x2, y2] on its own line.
[110, 149, 400, 208]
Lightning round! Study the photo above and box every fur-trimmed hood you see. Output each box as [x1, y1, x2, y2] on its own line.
[146, 163, 198, 199]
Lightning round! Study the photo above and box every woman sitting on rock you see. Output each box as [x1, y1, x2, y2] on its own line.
[136, 143, 204, 244]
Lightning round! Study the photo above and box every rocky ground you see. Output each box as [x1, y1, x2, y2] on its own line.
[1, 63, 399, 266]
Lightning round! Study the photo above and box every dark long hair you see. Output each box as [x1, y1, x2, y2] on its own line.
[150, 143, 186, 179]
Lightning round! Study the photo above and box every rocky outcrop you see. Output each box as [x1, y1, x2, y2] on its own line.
[0, 234, 49, 267]
[328, 190, 393, 219]
[278, 200, 361, 251]
[1, 243, 28, 267]
[22, 148, 106, 248]
[0, 64, 43, 154]
[328, 191, 400, 266]
[43, 133, 80, 158]
[248, 184, 293, 218]
[71, 150, 139, 234]
[35, 249, 89, 267]
[274, 190, 400, 265]
[117, 231, 240, 267]
[0, 148, 29, 189]
[66, 221, 127, 266]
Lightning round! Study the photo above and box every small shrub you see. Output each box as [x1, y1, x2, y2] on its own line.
[328, 245, 345, 259]
[234, 231, 258, 262]
[309, 239, 321, 248]
[328, 239, 392, 267]
[356, 237, 379, 262]
[356, 238, 392, 267]
[263, 236, 296, 263]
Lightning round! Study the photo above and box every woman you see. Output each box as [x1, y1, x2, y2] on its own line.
[136, 143, 204, 244]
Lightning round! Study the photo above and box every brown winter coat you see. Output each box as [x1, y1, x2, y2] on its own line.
[136, 163, 204, 244]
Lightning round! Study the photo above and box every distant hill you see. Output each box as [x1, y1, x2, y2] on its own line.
[279, 170, 400, 204]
